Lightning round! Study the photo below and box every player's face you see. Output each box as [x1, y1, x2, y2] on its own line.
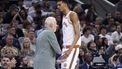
[57, 1, 64, 12]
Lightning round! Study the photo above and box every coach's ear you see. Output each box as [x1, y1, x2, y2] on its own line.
[50, 23, 53, 28]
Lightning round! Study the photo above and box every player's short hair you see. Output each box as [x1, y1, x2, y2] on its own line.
[57, 0, 69, 4]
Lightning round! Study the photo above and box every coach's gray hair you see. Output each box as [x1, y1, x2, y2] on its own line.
[44, 17, 56, 28]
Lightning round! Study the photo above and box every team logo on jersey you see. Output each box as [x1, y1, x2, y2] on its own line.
[63, 22, 68, 27]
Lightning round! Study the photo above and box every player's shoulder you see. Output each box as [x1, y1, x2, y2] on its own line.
[70, 11, 77, 16]
[70, 11, 77, 14]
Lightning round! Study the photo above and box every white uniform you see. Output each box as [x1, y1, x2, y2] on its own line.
[61, 11, 81, 69]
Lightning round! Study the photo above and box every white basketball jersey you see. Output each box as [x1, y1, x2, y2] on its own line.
[62, 11, 81, 46]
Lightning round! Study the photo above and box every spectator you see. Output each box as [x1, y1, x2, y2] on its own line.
[99, 26, 113, 45]
[106, 18, 116, 32]
[19, 56, 33, 68]
[0, 56, 16, 69]
[8, 23, 24, 39]
[113, 11, 122, 23]
[79, 18, 87, 35]
[79, 53, 92, 69]
[3, 4, 19, 24]
[10, 22, 24, 38]
[78, 47, 88, 68]
[0, 27, 21, 50]
[85, 4, 97, 22]
[117, 54, 122, 67]
[27, 1, 39, 17]
[108, 54, 119, 69]
[99, 37, 116, 63]
[22, 20, 31, 37]
[19, 7, 28, 23]
[27, 2, 41, 24]
[103, 13, 112, 25]
[94, 22, 101, 35]
[87, 41, 99, 57]
[1, 46, 18, 59]
[111, 25, 122, 44]
[73, 4, 85, 19]
[94, 36, 103, 50]
[94, 17, 103, 25]
[81, 27, 94, 46]
[1, 33, 19, 57]
[27, 30, 36, 52]
[115, 44, 122, 55]
[20, 37, 35, 59]
[33, 15, 43, 31]
[100, 37, 109, 49]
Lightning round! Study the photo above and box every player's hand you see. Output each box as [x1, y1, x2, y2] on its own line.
[61, 49, 72, 59]
[56, 58, 66, 64]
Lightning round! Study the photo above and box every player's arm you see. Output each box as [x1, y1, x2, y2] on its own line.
[70, 11, 80, 50]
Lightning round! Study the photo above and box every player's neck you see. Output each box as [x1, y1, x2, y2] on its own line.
[63, 8, 70, 16]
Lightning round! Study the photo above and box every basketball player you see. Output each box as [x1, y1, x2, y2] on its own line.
[57, 0, 81, 69]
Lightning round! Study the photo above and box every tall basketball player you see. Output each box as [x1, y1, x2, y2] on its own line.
[57, 0, 81, 69]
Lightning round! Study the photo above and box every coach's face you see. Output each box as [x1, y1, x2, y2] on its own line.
[52, 19, 58, 32]
[57, 1, 65, 12]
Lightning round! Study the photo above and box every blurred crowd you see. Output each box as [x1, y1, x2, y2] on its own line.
[0, 0, 122, 69]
